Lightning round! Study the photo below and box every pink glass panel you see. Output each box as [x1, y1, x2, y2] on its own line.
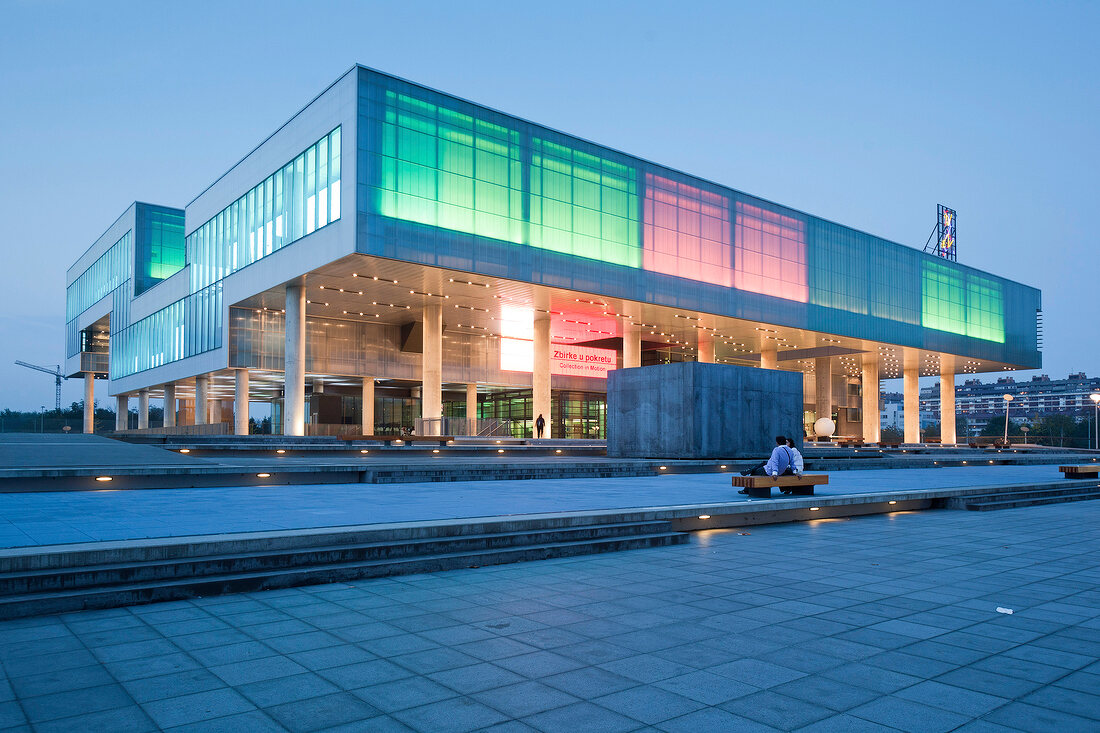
[643, 174, 732, 287]
[734, 202, 808, 303]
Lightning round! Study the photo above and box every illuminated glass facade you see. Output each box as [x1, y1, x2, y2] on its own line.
[65, 65, 1040, 403]
[189, 128, 341, 291]
[358, 67, 1039, 367]
[134, 205, 185, 296]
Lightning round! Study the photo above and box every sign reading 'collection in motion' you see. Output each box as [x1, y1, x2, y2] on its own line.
[500, 339, 617, 378]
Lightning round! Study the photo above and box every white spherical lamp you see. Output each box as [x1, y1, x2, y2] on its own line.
[813, 417, 836, 438]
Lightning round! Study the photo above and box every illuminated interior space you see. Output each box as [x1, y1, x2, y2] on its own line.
[64, 65, 1041, 442]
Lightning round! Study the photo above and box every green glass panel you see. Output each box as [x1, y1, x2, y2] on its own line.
[966, 274, 1005, 343]
[528, 138, 640, 267]
[378, 91, 524, 245]
[922, 261, 1004, 343]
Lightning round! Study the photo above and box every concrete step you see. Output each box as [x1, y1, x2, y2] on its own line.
[0, 531, 688, 619]
[966, 486, 1100, 502]
[0, 521, 673, 595]
[367, 465, 657, 482]
[962, 487, 1100, 511]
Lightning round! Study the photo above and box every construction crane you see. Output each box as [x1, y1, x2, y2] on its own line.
[14, 361, 66, 412]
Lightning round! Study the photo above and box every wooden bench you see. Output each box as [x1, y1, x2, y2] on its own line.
[878, 442, 900, 449]
[731, 474, 829, 498]
[1059, 465, 1100, 479]
[340, 434, 454, 447]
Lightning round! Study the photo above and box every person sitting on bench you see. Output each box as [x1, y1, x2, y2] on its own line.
[786, 437, 804, 477]
[739, 435, 798, 493]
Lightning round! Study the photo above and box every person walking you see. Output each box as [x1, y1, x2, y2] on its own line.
[739, 435, 797, 494]
[535, 413, 546, 439]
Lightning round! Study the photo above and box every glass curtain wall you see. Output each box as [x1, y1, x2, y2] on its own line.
[66, 231, 131, 357]
[107, 127, 341, 380]
[361, 70, 1030, 364]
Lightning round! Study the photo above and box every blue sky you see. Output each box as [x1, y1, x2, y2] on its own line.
[0, 0, 1096, 411]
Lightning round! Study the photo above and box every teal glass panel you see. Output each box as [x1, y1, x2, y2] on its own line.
[134, 205, 185, 296]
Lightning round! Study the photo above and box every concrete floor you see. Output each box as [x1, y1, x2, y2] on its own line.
[0, 501, 1096, 731]
[0, 464, 1084, 548]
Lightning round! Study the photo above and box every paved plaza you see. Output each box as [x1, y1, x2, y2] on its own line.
[0, 464, 1079, 548]
[0, 501, 1098, 732]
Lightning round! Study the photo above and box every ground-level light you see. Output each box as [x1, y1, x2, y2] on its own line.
[257, 473, 271, 478]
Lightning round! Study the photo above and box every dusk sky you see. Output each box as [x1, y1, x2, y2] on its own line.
[1, 1, 1096, 411]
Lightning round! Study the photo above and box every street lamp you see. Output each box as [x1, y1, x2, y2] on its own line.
[1091, 393, 1100, 450]
[1002, 394, 1013, 446]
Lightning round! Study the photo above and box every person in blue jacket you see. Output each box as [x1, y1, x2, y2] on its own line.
[739, 435, 798, 493]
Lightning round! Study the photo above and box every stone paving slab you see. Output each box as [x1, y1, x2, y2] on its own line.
[0, 464, 1088, 548]
[0, 502, 1097, 731]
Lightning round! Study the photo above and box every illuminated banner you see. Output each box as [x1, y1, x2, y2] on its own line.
[501, 339, 617, 379]
[551, 344, 617, 378]
[937, 204, 956, 260]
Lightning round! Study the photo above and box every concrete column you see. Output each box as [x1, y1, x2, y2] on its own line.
[697, 332, 714, 363]
[115, 394, 129, 431]
[760, 344, 778, 370]
[195, 375, 210, 425]
[163, 383, 176, 428]
[861, 354, 880, 444]
[137, 390, 149, 430]
[209, 399, 222, 425]
[466, 383, 478, 436]
[362, 378, 375, 436]
[903, 350, 920, 444]
[422, 304, 443, 434]
[284, 283, 306, 436]
[940, 356, 956, 445]
[533, 316, 552, 439]
[83, 373, 95, 434]
[234, 369, 249, 436]
[622, 322, 641, 369]
[814, 357, 831, 431]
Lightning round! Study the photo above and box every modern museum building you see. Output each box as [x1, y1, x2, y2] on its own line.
[65, 65, 1042, 442]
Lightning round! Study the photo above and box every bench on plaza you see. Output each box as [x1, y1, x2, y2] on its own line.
[878, 442, 900, 449]
[731, 474, 829, 498]
[340, 434, 454, 447]
[1059, 465, 1100, 479]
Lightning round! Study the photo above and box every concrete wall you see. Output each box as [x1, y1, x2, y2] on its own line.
[607, 362, 804, 459]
